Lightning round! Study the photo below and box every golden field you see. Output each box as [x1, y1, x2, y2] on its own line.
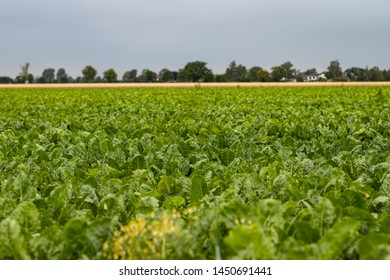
[1, 81, 390, 89]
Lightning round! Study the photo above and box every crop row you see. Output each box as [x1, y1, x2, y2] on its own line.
[0, 87, 389, 259]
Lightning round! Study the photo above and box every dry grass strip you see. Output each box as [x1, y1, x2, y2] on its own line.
[1, 82, 390, 89]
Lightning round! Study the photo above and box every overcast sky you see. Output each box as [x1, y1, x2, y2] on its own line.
[1, 0, 389, 78]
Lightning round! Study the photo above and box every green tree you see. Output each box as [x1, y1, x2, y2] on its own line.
[225, 61, 248, 82]
[137, 69, 157, 82]
[366, 66, 384, 81]
[41, 68, 55, 83]
[271, 66, 288, 82]
[159, 68, 174, 82]
[215, 74, 227, 82]
[15, 63, 32, 83]
[325, 60, 342, 80]
[247, 66, 262, 82]
[82, 65, 97, 82]
[145, 69, 157, 82]
[21, 62, 30, 81]
[178, 61, 213, 82]
[383, 69, 390, 81]
[142, 69, 157, 83]
[344, 67, 366, 81]
[0, 76, 14, 84]
[280, 61, 296, 79]
[304, 68, 318, 76]
[257, 68, 270, 82]
[103, 68, 118, 83]
[122, 70, 137, 82]
[56, 68, 69, 83]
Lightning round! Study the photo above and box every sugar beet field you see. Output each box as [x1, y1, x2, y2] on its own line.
[0, 86, 389, 260]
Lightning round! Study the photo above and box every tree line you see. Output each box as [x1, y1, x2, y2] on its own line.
[1, 60, 390, 84]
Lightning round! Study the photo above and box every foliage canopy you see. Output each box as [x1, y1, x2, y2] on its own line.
[0, 86, 389, 260]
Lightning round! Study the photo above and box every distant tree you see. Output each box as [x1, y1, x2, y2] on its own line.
[56, 68, 69, 83]
[366, 66, 384, 81]
[271, 66, 288, 82]
[21, 62, 30, 81]
[280, 61, 297, 79]
[269, 62, 297, 82]
[41, 68, 55, 83]
[103, 68, 118, 83]
[383, 69, 390, 81]
[171, 71, 178, 81]
[247, 66, 262, 82]
[344, 67, 366, 81]
[304, 68, 318, 75]
[0, 76, 14, 84]
[15, 74, 33, 84]
[82, 65, 97, 82]
[159, 68, 174, 82]
[325, 60, 342, 80]
[257, 68, 270, 82]
[36, 76, 45, 83]
[215, 74, 227, 82]
[138, 69, 157, 82]
[224, 61, 248, 82]
[15, 62, 33, 83]
[178, 61, 213, 82]
[122, 69, 138, 82]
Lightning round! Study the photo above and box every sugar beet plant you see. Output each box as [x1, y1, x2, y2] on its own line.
[0, 87, 389, 260]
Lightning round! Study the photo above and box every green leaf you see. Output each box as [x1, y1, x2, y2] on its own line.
[341, 189, 367, 209]
[0, 218, 30, 259]
[85, 218, 113, 258]
[9, 201, 41, 234]
[102, 164, 122, 178]
[352, 127, 374, 140]
[358, 233, 390, 259]
[61, 217, 88, 259]
[130, 155, 146, 171]
[281, 200, 298, 219]
[99, 139, 110, 154]
[0, 197, 16, 220]
[209, 178, 228, 196]
[76, 185, 99, 211]
[255, 199, 284, 226]
[380, 215, 390, 234]
[220, 149, 235, 166]
[294, 221, 320, 244]
[157, 176, 177, 196]
[265, 118, 280, 136]
[190, 174, 208, 203]
[48, 184, 72, 225]
[97, 194, 121, 218]
[163, 196, 186, 209]
[301, 158, 314, 175]
[379, 174, 390, 196]
[372, 196, 389, 213]
[30, 225, 63, 260]
[343, 206, 377, 233]
[234, 173, 270, 202]
[139, 196, 159, 210]
[311, 197, 337, 235]
[318, 220, 360, 259]
[224, 224, 277, 259]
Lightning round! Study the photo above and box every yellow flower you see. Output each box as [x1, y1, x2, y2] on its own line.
[103, 209, 186, 260]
